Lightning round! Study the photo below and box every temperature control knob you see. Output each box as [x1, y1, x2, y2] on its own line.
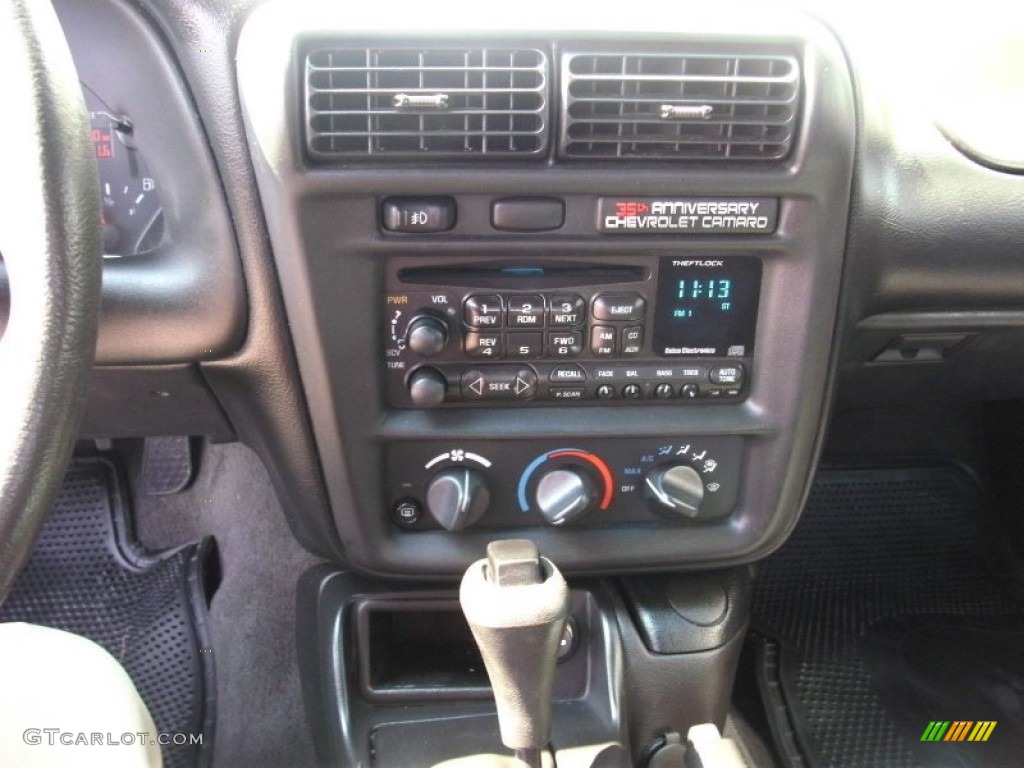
[426, 468, 490, 531]
[644, 464, 705, 518]
[408, 367, 447, 408]
[405, 314, 449, 358]
[534, 468, 598, 526]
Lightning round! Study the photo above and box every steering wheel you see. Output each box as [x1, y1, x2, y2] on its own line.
[0, 0, 102, 603]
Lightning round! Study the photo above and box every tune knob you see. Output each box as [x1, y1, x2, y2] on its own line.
[405, 314, 449, 357]
[534, 468, 598, 526]
[644, 464, 705, 518]
[408, 367, 447, 408]
[426, 468, 490, 531]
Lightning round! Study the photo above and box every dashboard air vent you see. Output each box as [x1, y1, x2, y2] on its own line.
[561, 51, 799, 161]
[305, 47, 549, 159]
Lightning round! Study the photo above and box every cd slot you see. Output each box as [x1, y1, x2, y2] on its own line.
[398, 262, 646, 289]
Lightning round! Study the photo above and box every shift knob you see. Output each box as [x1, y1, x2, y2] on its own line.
[460, 540, 570, 755]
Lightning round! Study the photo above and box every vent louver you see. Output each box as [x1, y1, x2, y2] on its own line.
[305, 47, 549, 159]
[561, 51, 800, 161]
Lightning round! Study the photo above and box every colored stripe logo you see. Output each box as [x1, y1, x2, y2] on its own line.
[921, 721, 997, 742]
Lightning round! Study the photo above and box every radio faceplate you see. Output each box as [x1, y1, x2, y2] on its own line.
[382, 255, 760, 408]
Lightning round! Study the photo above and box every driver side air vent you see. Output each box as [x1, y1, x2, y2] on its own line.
[561, 50, 800, 161]
[305, 47, 549, 159]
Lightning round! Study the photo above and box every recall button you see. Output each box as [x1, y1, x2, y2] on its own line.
[549, 364, 586, 384]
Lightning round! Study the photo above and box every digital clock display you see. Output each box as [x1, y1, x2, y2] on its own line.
[653, 256, 762, 357]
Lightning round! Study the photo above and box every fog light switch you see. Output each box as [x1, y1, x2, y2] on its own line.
[382, 197, 456, 233]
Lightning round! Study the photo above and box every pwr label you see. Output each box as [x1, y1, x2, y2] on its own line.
[598, 197, 778, 234]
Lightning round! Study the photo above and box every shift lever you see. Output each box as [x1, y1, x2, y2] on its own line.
[460, 540, 570, 768]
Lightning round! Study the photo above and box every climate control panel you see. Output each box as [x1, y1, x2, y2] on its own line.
[387, 437, 742, 531]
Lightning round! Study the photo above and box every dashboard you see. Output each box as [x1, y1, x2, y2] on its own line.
[13, 0, 1024, 578]
[237, 6, 854, 577]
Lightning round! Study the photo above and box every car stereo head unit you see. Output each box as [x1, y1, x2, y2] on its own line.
[381, 254, 761, 408]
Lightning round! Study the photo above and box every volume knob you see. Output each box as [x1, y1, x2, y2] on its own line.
[644, 464, 705, 518]
[426, 468, 490, 531]
[406, 314, 449, 357]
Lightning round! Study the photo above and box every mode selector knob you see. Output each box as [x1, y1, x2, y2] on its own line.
[426, 468, 490, 531]
[405, 314, 449, 357]
[534, 468, 598, 526]
[644, 464, 705, 518]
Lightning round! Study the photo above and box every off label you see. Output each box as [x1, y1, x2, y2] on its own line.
[598, 197, 778, 234]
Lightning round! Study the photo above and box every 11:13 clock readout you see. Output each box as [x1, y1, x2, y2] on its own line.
[673, 279, 733, 318]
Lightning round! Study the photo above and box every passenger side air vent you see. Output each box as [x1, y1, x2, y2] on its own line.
[305, 47, 549, 159]
[561, 51, 800, 161]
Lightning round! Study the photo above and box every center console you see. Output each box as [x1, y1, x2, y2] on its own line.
[238, 2, 855, 763]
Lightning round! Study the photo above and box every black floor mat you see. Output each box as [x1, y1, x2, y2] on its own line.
[0, 459, 215, 768]
[751, 465, 1024, 768]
